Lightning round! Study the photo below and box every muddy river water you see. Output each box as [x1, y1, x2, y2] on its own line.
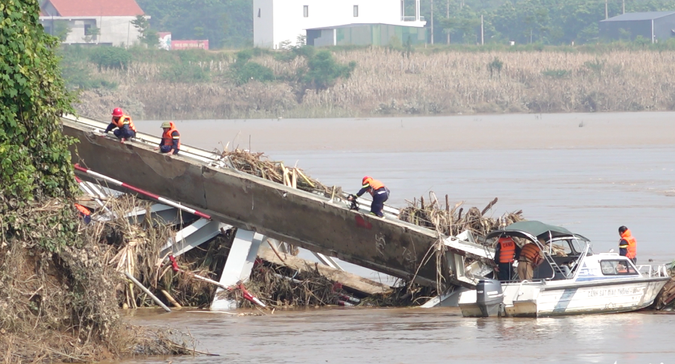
[127, 112, 675, 363]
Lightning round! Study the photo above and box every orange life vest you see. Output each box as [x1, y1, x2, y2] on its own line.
[161, 122, 181, 150]
[497, 237, 517, 263]
[74, 203, 91, 216]
[520, 243, 541, 264]
[620, 229, 637, 259]
[112, 114, 137, 132]
[362, 177, 385, 195]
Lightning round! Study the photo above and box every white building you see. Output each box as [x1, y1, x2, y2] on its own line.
[40, 0, 146, 47]
[253, 0, 425, 49]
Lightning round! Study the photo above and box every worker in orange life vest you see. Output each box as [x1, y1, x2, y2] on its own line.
[347, 176, 390, 217]
[155, 121, 180, 155]
[104, 107, 137, 141]
[618, 225, 637, 264]
[517, 243, 543, 281]
[494, 236, 521, 281]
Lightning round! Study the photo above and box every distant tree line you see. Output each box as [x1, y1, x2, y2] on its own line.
[418, 0, 675, 45]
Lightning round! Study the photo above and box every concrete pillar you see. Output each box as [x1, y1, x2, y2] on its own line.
[210, 229, 265, 310]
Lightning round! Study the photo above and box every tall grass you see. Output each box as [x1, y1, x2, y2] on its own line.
[72, 47, 675, 119]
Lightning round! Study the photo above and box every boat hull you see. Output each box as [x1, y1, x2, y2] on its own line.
[459, 277, 669, 317]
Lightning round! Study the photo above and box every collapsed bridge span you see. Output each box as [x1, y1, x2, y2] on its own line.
[62, 115, 493, 291]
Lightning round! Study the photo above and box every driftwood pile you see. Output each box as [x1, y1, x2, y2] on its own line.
[399, 194, 524, 239]
[80, 194, 226, 309]
[226, 261, 346, 309]
[221, 148, 342, 197]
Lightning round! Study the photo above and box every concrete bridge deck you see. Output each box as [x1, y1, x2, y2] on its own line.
[62, 115, 492, 289]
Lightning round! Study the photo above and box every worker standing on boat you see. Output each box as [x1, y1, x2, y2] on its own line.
[494, 236, 520, 281]
[517, 243, 543, 281]
[104, 107, 137, 141]
[155, 121, 180, 155]
[618, 226, 637, 264]
[348, 176, 390, 217]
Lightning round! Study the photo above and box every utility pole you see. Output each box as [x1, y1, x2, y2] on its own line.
[431, 0, 434, 45]
[446, 0, 450, 44]
[605, 0, 608, 20]
[481, 14, 484, 45]
[623, 0, 625, 14]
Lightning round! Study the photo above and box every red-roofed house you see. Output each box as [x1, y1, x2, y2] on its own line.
[39, 0, 148, 47]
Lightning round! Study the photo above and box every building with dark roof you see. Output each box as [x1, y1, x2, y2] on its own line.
[599, 11, 675, 43]
[40, 0, 146, 46]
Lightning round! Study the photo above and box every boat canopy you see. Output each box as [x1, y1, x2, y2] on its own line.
[487, 220, 589, 242]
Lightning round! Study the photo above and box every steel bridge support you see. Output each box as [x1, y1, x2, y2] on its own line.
[211, 229, 265, 310]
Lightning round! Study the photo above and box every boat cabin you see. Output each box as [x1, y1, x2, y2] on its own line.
[488, 220, 639, 282]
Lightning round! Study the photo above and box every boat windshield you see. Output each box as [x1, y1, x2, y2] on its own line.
[548, 237, 588, 256]
[600, 259, 638, 275]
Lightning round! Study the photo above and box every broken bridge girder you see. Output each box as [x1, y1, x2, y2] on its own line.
[444, 230, 496, 289]
[160, 218, 230, 258]
[63, 114, 488, 289]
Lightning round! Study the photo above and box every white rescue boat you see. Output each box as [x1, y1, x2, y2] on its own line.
[459, 221, 670, 317]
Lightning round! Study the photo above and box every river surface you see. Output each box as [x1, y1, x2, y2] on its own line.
[128, 112, 675, 363]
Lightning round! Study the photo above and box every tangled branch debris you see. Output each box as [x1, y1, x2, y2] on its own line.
[225, 261, 346, 310]
[0, 198, 194, 364]
[220, 148, 344, 198]
[399, 193, 524, 238]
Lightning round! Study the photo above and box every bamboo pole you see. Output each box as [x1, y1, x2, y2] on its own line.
[125, 271, 171, 312]
[296, 169, 315, 188]
[161, 289, 182, 308]
[129, 281, 137, 309]
[292, 168, 297, 189]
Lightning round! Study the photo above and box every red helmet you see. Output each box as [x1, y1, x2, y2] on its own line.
[112, 107, 123, 117]
[362, 176, 372, 185]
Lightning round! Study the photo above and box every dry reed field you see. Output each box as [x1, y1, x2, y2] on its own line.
[74, 48, 675, 120]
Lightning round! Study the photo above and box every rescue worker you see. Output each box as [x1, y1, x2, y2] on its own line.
[155, 121, 180, 155]
[347, 176, 390, 217]
[493, 235, 520, 281]
[104, 107, 136, 141]
[618, 225, 637, 264]
[517, 243, 543, 281]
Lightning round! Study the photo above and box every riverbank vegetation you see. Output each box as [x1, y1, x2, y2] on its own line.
[66, 42, 675, 120]
[0, 1, 193, 362]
